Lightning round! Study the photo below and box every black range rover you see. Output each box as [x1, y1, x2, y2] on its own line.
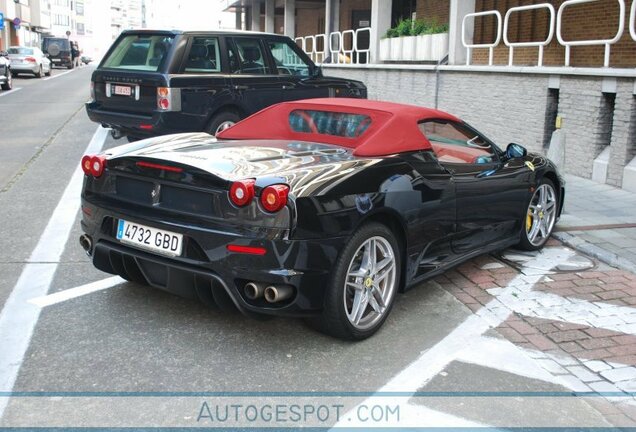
[86, 30, 367, 140]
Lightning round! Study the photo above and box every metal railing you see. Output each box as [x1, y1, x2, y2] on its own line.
[296, 28, 371, 65]
[630, 0, 636, 41]
[503, 3, 555, 66]
[556, 0, 625, 67]
[463, 0, 632, 67]
[462, 10, 502, 66]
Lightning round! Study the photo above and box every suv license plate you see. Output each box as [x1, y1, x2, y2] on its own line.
[113, 85, 132, 96]
[116, 220, 183, 257]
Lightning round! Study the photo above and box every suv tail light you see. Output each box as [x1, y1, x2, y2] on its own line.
[157, 87, 181, 112]
[260, 185, 289, 213]
[81, 155, 107, 178]
[229, 179, 255, 207]
[89, 81, 95, 101]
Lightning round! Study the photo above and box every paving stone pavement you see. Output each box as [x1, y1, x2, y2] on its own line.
[435, 241, 636, 425]
[555, 174, 636, 273]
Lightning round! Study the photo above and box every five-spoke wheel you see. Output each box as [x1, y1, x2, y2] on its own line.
[308, 222, 400, 340]
[344, 236, 397, 330]
[519, 179, 558, 250]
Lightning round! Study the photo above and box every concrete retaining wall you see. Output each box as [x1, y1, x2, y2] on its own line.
[323, 65, 636, 188]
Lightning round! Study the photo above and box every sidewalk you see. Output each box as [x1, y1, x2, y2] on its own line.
[554, 175, 636, 274]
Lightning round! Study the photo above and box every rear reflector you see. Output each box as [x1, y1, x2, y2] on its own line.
[136, 161, 183, 173]
[139, 124, 153, 130]
[226, 244, 267, 255]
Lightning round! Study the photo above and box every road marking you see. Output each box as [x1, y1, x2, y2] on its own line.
[486, 287, 636, 336]
[0, 125, 108, 418]
[42, 68, 77, 81]
[28, 276, 125, 308]
[0, 87, 22, 98]
[332, 247, 573, 428]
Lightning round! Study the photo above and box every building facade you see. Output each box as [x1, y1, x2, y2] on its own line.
[224, 0, 636, 191]
[0, 0, 52, 49]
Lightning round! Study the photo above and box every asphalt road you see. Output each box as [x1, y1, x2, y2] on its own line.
[0, 68, 621, 429]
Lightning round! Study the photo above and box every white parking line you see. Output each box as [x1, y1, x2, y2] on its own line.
[28, 276, 125, 308]
[0, 87, 22, 98]
[0, 125, 108, 418]
[42, 68, 77, 81]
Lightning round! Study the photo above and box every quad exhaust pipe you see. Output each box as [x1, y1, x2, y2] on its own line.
[243, 282, 294, 303]
[79, 234, 93, 256]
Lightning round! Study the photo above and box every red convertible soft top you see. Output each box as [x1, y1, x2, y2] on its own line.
[216, 98, 460, 157]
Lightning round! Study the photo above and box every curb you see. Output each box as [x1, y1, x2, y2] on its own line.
[553, 231, 636, 274]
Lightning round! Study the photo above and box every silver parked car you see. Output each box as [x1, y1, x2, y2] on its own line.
[8, 46, 51, 78]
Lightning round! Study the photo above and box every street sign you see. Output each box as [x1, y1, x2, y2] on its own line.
[0, 13, 4, 31]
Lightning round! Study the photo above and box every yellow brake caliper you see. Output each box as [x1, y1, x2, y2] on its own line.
[526, 211, 532, 233]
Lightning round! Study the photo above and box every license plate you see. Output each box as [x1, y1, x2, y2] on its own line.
[116, 220, 183, 257]
[113, 85, 132, 96]
[52, 59, 60, 63]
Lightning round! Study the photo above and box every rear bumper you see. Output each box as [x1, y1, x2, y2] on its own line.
[85, 102, 207, 138]
[50, 57, 73, 67]
[11, 64, 39, 74]
[81, 201, 345, 317]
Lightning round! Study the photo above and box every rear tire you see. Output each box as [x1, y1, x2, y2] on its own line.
[36, 65, 43, 78]
[45, 68, 51, 76]
[205, 111, 240, 136]
[306, 222, 401, 340]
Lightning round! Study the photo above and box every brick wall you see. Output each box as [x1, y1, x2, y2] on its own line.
[339, 0, 371, 30]
[322, 65, 636, 185]
[472, 0, 636, 68]
[295, 6, 325, 38]
[415, 0, 450, 24]
[607, 84, 636, 186]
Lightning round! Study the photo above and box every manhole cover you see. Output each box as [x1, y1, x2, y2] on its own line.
[496, 246, 595, 274]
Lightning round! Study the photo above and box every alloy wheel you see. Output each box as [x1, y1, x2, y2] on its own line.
[343, 236, 397, 330]
[525, 183, 557, 246]
[215, 121, 235, 136]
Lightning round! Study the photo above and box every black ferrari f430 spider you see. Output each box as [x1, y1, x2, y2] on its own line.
[80, 98, 564, 339]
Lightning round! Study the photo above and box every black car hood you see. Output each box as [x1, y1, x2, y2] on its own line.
[107, 133, 381, 196]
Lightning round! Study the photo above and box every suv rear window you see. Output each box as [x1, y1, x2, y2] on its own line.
[289, 110, 371, 138]
[102, 34, 174, 71]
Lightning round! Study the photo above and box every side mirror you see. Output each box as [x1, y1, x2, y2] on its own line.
[506, 142, 527, 159]
[311, 65, 322, 78]
[0, 51, 8, 58]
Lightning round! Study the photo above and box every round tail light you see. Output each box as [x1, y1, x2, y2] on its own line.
[81, 155, 93, 176]
[260, 185, 289, 213]
[90, 155, 107, 178]
[229, 179, 255, 207]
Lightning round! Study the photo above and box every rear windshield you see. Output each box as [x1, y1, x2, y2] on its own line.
[43, 38, 70, 51]
[289, 110, 371, 138]
[9, 48, 34, 55]
[102, 34, 174, 71]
